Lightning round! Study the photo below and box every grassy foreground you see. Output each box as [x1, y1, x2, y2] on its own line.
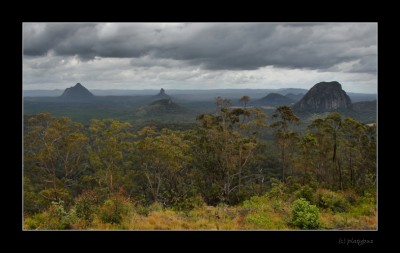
[24, 185, 376, 230]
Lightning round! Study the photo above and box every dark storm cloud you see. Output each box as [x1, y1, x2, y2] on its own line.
[23, 23, 377, 74]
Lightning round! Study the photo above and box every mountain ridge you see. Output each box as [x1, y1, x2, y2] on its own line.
[256, 93, 295, 107]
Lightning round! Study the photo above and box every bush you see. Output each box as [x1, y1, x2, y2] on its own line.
[99, 195, 131, 224]
[295, 185, 315, 203]
[148, 202, 164, 212]
[315, 189, 350, 213]
[245, 212, 272, 229]
[134, 201, 166, 217]
[135, 205, 150, 216]
[75, 191, 97, 224]
[24, 201, 76, 230]
[291, 198, 320, 229]
[170, 194, 206, 212]
[47, 200, 76, 229]
[242, 194, 268, 210]
[24, 213, 47, 230]
[267, 178, 287, 200]
[341, 190, 359, 205]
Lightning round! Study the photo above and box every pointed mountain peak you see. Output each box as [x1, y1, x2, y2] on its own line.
[60, 83, 94, 100]
[153, 88, 170, 99]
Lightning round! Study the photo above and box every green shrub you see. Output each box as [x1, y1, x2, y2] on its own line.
[170, 194, 206, 212]
[316, 189, 350, 213]
[25, 201, 76, 230]
[47, 200, 76, 229]
[295, 185, 315, 202]
[242, 194, 274, 229]
[134, 201, 167, 217]
[243, 194, 268, 210]
[99, 195, 131, 224]
[341, 190, 359, 205]
[148, 202, 164, 212]
[267, 178, 287, 200]
[245, 212, 272, 229]
[291, 198, 320, 229]
[135, 205, 150, 216]
[24, 213, 47, 230]
[75, 191, 97, 224]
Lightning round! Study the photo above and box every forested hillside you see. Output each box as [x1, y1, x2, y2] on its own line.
[23, 98, 376, 230]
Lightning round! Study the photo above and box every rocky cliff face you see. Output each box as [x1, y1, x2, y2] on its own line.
[60, 83, 94, 99]
[293, 81, 352, 112]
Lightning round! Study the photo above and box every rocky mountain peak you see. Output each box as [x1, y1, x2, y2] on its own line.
[60, 83, 94, 100]
[153, 88, 170, 100]
[293, 81, 352, 112]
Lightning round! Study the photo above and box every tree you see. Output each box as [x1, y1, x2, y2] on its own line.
[24, 113, 88, 209]
[88, 119, 134, 196]
[296, 133, 318, 185]
[325, 113, 343, 189]
[193, 97, 266, 204]
[240, 96, 250, 108]
[340, 118, 376, 193]
[307, 114, 376, 192]
[270, 106, 300, 183]
[135, 127, 191, 204]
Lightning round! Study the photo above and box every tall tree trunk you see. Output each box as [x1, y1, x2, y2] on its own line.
[238, 145, 242, 196]
[332, 132, 337, 187]
[338, 160, 343, 190]
[281, 144, 285, 183]
[350, 155, 353, 187]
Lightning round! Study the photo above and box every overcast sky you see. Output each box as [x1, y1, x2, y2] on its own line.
[23, 23, 377, 93]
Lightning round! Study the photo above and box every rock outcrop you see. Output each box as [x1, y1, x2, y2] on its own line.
[293, 81, 352, 112]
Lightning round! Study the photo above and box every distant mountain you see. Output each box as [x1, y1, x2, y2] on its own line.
[352, 100, 377, 111]
[152, 88, 170, 100]
[347, 92, 377, 103]
[24, 89, 64, 97]
[60, 83, 94, 100]
[276, 88, 308, 95]
[285, 93, 304, 102]
[135, 98, 185, 116]
[256, 93, 295, 107]
[351, 100, 377, 123]
[293, 81, 352, 113]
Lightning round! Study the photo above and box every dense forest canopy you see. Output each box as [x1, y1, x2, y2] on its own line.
[23, 98, 376, 230]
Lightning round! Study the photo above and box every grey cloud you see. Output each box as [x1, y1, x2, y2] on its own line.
[23, 23, 377, 74]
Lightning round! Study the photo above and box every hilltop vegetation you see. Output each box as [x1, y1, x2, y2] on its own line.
[23, 97, 376, 230]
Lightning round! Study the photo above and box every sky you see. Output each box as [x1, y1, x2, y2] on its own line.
[23, 23, 377, 93]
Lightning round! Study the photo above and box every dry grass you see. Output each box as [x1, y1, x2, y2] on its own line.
[25, 190, 377, 231]
[320, 212, 376, 230]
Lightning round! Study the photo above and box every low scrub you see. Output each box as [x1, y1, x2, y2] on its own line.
[291, 198, 321, 229]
